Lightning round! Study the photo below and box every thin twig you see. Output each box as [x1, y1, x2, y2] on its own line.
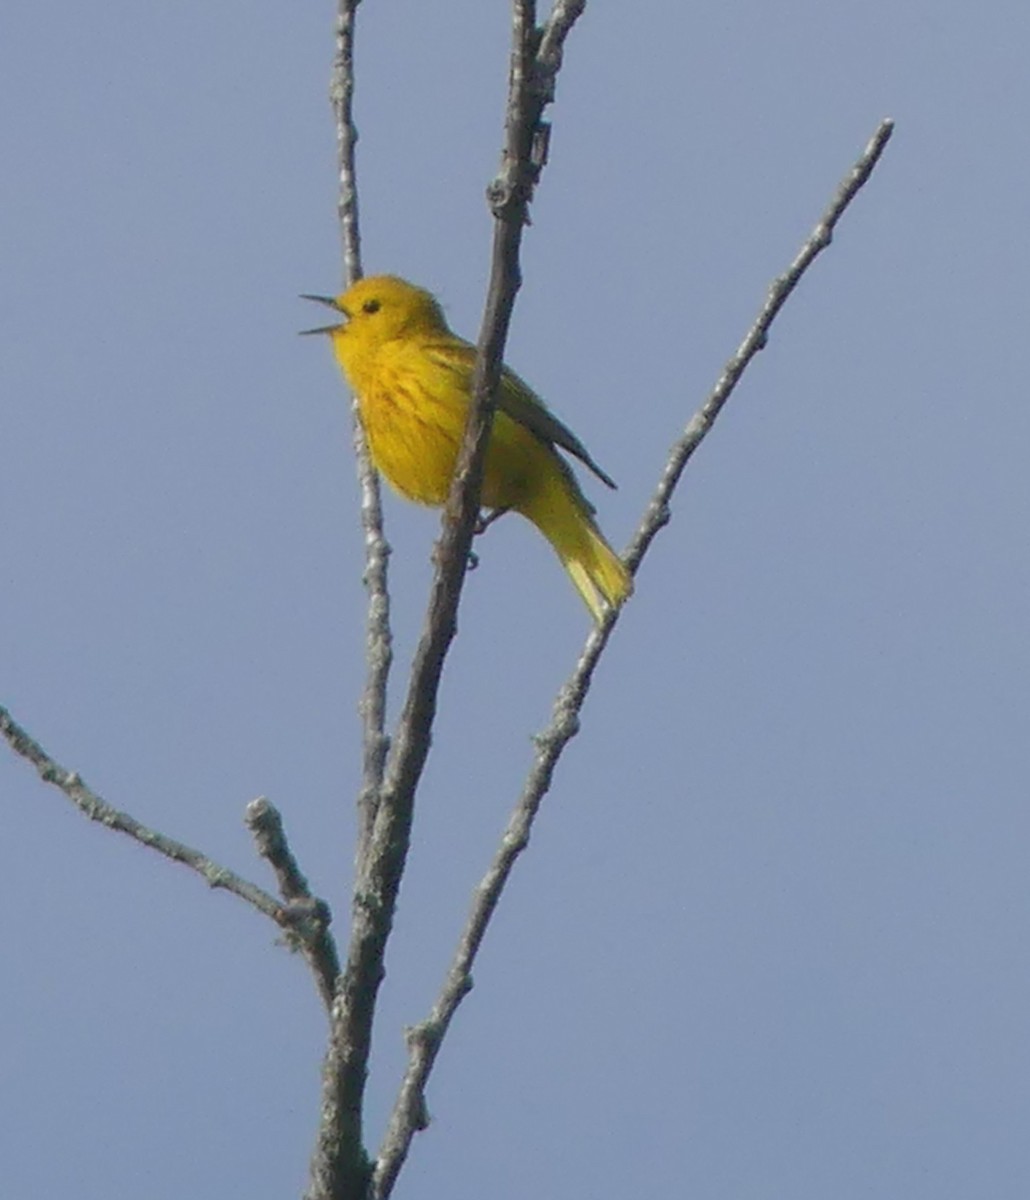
[330, 0, 363, 288]
[353, 407, 392, 861]
[626, 118, 896, 572]
[307, 4, 389, 1197]
[245, 797, 341, 1013]
[329, 0, 392, 864]
[0, 705, 285, 923]
[376, 117, 895, 1184]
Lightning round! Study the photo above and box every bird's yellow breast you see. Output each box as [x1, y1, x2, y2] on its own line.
[333, 333, 554, 512]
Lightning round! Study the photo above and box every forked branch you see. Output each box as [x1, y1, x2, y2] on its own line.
[0, 706, 340, 1010]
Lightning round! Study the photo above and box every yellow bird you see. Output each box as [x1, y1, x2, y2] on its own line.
[303, 275, 632, 622]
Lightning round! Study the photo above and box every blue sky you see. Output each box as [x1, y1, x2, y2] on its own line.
[3, 2, 1030, 1197]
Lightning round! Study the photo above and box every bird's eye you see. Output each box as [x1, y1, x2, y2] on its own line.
[363, 299, 381, 314]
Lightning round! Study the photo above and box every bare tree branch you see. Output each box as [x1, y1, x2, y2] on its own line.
[625, 118, 896, 572]
[245, 797, 341, 1013]
[330, 0, 363, 288]
[375, 116, 896, 1182]
[306, 5, 588, 1200]
[353, 422, 392, 862]
[309, 4, 395, 1196]
[1, 704, 285, 923]
[329, 0, 393, 864]
[0, 706, 344, 1009]
[307, 3, 391, 1197]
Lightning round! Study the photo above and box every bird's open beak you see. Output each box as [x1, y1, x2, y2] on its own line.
[299, 294, 348, 336]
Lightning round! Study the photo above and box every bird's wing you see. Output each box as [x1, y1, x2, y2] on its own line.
[422, 338, 617, 490]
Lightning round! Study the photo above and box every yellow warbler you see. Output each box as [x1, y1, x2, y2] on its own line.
[303, 275, 632, 622]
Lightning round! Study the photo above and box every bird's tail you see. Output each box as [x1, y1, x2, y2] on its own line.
[522, 470, 633, 623]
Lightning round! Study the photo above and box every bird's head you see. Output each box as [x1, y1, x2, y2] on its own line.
[301, 275, 449, 357]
